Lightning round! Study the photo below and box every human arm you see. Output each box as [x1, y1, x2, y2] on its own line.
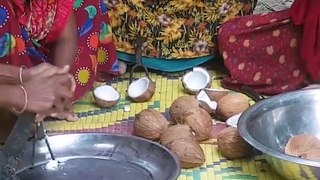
[0, 64, 20, 84]
[52, 11, 77, 68]
[0, 74, 74, 114]
[0, 85, 25, 109]
[0, 64, 75, 114]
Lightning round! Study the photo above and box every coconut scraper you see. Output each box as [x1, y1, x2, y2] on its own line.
[129, 36, 151, 83]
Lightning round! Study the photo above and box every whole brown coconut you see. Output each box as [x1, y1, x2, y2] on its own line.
[183, 107, 213, 141]
[217, 93, 250, 120]
[170, 96, 200, 124]
[160, 124, 196, 148]
[217, 127, 253, 160]
[285, 134, 320, 161]
[170, 139, 205, 168]
[133, 109, 169, 140]
[204, 89, 229, 102]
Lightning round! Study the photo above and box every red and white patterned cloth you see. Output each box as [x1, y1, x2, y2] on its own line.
[11, 0, 74, 43]
[218, 10, 307, 95]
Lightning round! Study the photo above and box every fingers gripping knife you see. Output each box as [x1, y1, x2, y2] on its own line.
[0, 114, 55, 179]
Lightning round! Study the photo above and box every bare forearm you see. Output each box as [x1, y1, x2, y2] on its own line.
[0, 64, 20, 84]
[0, 85, 23, 109]
[53, 11, 77, 68]
[53, 36, 77, 68]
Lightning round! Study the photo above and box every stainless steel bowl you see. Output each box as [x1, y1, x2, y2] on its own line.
[15, 133, 180, 180]
[238, 89, 320, 179]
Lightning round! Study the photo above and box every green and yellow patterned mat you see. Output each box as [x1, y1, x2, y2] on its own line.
[45, 71, 284, 180]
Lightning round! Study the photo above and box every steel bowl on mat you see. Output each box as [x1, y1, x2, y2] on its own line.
[238, 88, 320, 180]
[15, 133, 180, 180]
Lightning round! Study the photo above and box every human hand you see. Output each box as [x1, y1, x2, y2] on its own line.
[34, 102, 79, 122]
[16, 73, 75, 114]
[23, 63, 76, 92]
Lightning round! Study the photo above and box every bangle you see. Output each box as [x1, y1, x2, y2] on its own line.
[12, 85, 28, 114]
[19, 66, 26, 84]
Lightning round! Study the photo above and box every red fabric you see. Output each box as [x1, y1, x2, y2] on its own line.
[291, 0, 320, 81]
[46, 0, 74, 43]
[0, 0, 119, 101]
[11, 0, 74, 43]
[218, 10, 307, 95]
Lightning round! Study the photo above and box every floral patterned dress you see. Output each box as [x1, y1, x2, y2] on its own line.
[0, 0, 119, 101]
[108, 0, 256, 71]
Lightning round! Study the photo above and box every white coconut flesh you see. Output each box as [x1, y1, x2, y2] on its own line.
[196, 89, 217, 110]
[128, 77, 150, 98]
[183, 67, 210, 91]
[226, 113, 242, 127]
[93, 85, 120, 101]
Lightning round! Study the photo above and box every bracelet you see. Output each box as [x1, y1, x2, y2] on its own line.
[12, 85, 28, 114]
[19, 66, 26, 84]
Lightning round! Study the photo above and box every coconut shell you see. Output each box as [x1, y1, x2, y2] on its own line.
[170, 96, 200, 124]
[183, 107, 213, 141]
[182, 81, 211, 95]
[94, 97, 119, 108]
[133, 109, 169, 140]
[204, 89, 229, 102]
[217, 93, 250, 120]
[199, 100, 215, 115]
[160, 124, 196, 148]
[93, 86, 120, 108]
[217, 127, 253, 160]
[170, 139, 205, 168]
[130, 79, 156, 102]
[285, 134, 320, 161]
[182, 67, 212, 95]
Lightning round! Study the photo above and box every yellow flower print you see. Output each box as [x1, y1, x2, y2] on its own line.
[116, 3, 130, 15]
[193, 0, 206, 8]
[129, 0, 145, 9]
[204, 6, 219, 22]
[144, 11, 160, 26]
[110, 0, 253, 59]
[169, 0, 190, 10]
[169, 0, 205, 10]
[171, 48, 196, 58]
[128, 21, 148, 38]
[109, 11, 121, 28]
[156, 18, 185, 44]
[117, 41, 135, 53]
[168, 19, 185, 30]
[221, 3, 243, 23]
[109, 3, 130, 27]
[157, 29, 182, 44]
[188, 29, 213, 46]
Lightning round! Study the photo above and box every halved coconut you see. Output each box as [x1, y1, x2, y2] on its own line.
[93, 85, 120, 108]
[182, 67, 211, 94]
[196, 89, 217, 115]
[203, 88, 229, 101]
[128, 77, 156, 102]
[225, 113, 242, 128]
